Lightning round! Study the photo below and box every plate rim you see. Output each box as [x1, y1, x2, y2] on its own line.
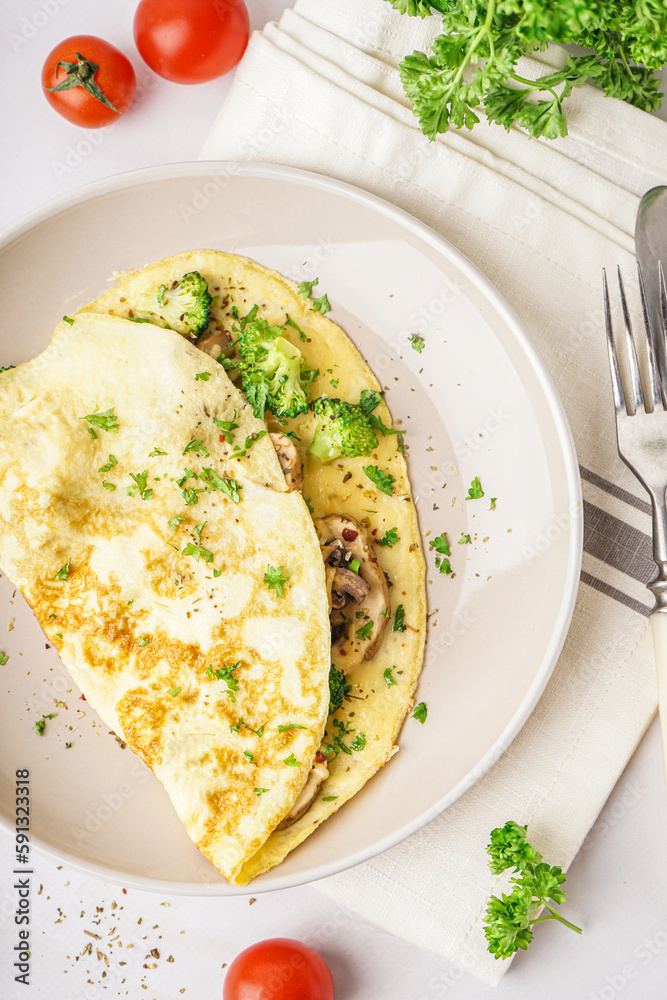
[0, 160, 583, 895]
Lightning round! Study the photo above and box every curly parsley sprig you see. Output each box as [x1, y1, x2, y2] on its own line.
[483, 821, 582, 960]
[387, 0, 666, 140]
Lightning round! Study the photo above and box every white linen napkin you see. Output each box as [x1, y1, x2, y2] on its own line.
[200, 2, 667, 985]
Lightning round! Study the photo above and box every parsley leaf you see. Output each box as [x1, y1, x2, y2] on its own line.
[149, 447, 167, 457]
[194, 372, 211, 381]
[200, 468, 242, 502]
[213, 661, 241, 702]
[62, 315, 75, 325]
[362, 465, 395, 495]
[490, 497, 497, 510]
[33, 713, 56, 736]
[167, 686, 181, 697]
[393, 604, 406, 631]
[467, 476, 484, 500]
[182, 521, 214, 563]
[283, 753, 301, 767]
[311, 293, 331, 314]
[384, 666, 398, 687]
[285, 316, 307, 342]
[264, 565, 290, 598]
[379, 527, 399, 547]
[412, 701, 428, 724]
[102, 481, 117, 492]
[0, 652, 8, 665]
[244, 749, 257, 766]
[410, 333, 425, 353]
[356, 619, 374, 640]
[138, 636, 151, 648]
[459, 534, 472, 544]
[254, 787, 269, 796]
[98, 454, 118, 473]
[83, 408, 118, 434]
[483, 820, 582, 960]
[297, 277, 331, 313]
[168, 515, 185, 531]
[322, 795, 339, 802]
[52, 560, 70, 582]
[430, 533, 453, 574]
[127, 470, 153, 500]
[358, 389, 382, 415]
[278, 723, 307, 732]
[213, 414, 239, 444]
[183, 439, 209, 458]
[298, 278, 319, 298]
[230, 430, 266, 459]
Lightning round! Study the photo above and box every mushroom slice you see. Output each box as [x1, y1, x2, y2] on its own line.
[269, 432, 304, 492]
[331, 567, 371, 607]
[196, 326, 232, 359]
[275, 760, 329, 829]
[315, 514, 391, 666]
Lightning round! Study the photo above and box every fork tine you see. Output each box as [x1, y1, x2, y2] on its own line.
[637, 263, 663, 409]
[603, 268, 626, 413]
[659, 261, 667, 362]
[617, 265, 644, 412]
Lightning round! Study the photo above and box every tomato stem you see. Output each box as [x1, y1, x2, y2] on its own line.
[45, 52, 119, 112]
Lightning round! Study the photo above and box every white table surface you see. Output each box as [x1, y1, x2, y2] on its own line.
[2, 3, 667, 998]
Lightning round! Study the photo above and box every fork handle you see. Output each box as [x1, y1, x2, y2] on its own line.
[650, 612, 667, 781]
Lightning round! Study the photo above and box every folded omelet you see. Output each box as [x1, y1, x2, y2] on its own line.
[1, 251, 426, 885]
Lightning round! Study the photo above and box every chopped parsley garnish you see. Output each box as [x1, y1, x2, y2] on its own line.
[356, 619, 374, 640]
[368, 413, 405, 440]
[459, 534, 472, 544]
[127, 470, 153, 500]
[330, 378, 339, 388]
[323, 718, 367, 758]
[102, 481, 117, 492]
[213, 662, 241, 702]
[304, 497, 314, 515]
[167, 686, 181, 697]
[213, 414, 239, 444]
[297, 277, 331, 313]
[194, 372, 211, 381]
[410, 333, 425, 353]
[52, 560, 70, 582]
[213, 568, 222, 578]
[358, 389, 382, 414]
[83, 408, 119, 434]
[282, 429, 302, 443]
[182, 487, 200, 506]
[278, 723, 307, 732]
[350, 732, 367, 752]
[98, 454, 118, 473]
[176, 468, 198, 487]
[168, 515, 185, 531]
[379, 527, 399, 547]
[362, 465, 395, 495]
[231, 430, 266, 459]
[490, 497, 497, 510]
[244, 750, 258, 766]
[62, 315, 74, 325]
[329, 665, 350, 715]
[183, 439, 209, 458]
[88, 428, 98, 439]
[65, 742, 72, 749]
[283, 753, 301, 767]
[200, 468, 242, 502]
[0, 652, 8, 665]
[467, 476, 484, 500]
[33, 713, 56, 736]
[182, 521, 214, 563]
[349, 558, 360, 574]
[322, 795, 338, 802]
[393, 604, 406, 632]
[264, 565, 290, 598]
[230, 718, 265, 737]
[430, 533, 453, 574]
[285, 316, 307, 342]
[149, 447, 167, 457]
[128, 316, 149, 323]
[412, 702, 428, 724]
[384, 666, 397, 687]
[138, 636, 151, 647]
[254, 787, 269, 796]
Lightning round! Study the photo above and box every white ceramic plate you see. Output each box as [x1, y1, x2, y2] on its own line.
[0, 162, 582, 895]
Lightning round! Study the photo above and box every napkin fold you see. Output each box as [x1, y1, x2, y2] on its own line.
[200, 2, 667, 985]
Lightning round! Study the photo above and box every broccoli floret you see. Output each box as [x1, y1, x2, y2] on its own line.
[307, 397, 379, 463]
[136, 271, 211, 338]
[329, 664, 350, 715]
[236, 315, 315, 419]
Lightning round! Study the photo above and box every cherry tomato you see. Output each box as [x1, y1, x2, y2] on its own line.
[223, 938, 335, 1000]
[41, 35, 136, 129]
[134, 0, 249, 85]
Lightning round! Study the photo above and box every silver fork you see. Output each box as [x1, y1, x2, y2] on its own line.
[604, 263, 667, 781]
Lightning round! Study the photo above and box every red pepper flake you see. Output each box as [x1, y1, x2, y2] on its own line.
[315, 751, 327, 764]
[219, 435, 225, 443]
[342, 528, 358, 542]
